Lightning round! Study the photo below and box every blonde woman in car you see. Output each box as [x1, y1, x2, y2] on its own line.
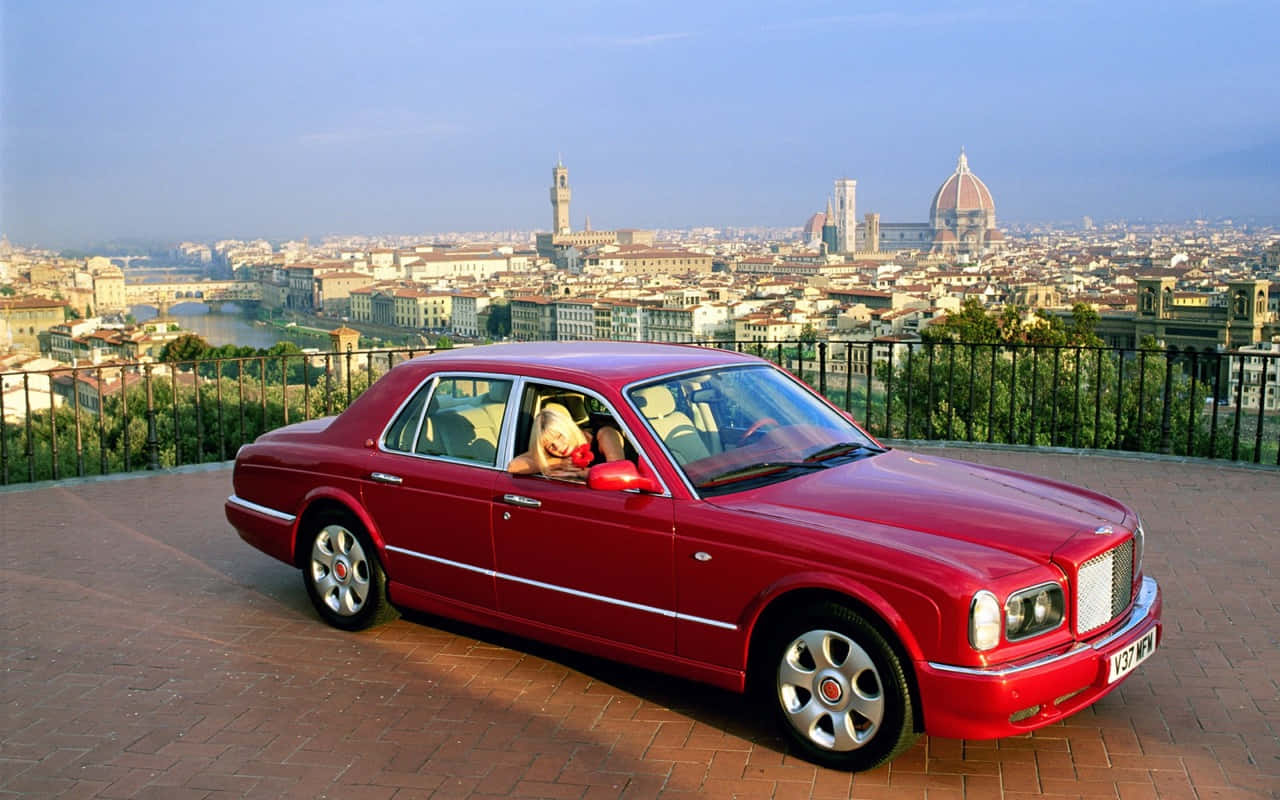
[507, 403, 625, 479]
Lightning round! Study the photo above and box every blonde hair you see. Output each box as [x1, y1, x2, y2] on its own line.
[530, 403, 589, 474]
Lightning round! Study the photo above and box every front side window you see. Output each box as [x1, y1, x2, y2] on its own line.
[628, 365, 880, 495]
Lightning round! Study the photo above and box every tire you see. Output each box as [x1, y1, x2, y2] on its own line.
[757, 602, 918, 771]
[301, 510, 398, 631]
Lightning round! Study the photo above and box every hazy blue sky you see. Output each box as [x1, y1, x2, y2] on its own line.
[2, 0, 1277, 246]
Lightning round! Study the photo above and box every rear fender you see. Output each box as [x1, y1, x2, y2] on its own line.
[298, 486, 388, 565]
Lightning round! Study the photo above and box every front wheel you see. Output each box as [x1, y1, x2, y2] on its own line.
[302, 510, 398, 631]
[758, 602, 918, 771]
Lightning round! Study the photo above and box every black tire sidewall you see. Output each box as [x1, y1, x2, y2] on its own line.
[759, 603, 913, 771]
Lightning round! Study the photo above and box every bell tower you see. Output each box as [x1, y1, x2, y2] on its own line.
[551, 158, 571, 235]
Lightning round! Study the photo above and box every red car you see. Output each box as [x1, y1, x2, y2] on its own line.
[226, 342, 1161, 771]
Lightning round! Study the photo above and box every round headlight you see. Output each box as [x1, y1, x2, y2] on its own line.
[1005, 596, 1026, 634]
[970, 591, 1001, 651]
[1032, 590, 1052, 624]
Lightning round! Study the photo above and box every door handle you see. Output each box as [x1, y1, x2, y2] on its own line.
[370, 472, 403, 485]
[502, 494, 541, 508]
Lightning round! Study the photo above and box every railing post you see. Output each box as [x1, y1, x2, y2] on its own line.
[281, 355, 289, 426]
[23, 374, 34, 482]
[1209, 353, 1222, 459]
[303, 358, 311, 421]
[1071, 348, 1081, 449]
[1049, 346, 1060, 447]
[145, 365, 160, 470]
[1137, 350, 1148, 451]
[1158, 350, 1174, 455]
[1092, 348, 1103, 450]
[237, 359, 247, 447]
[925, 343, 935, 440]
[172, 363, 182, 466]
[345, 347, 353, 407]
[0, 377, 7, 485]
[1185, 352, 1198, 456]
[986, 345, 996, 444]
[885, 345, 895, 437]
[95, 367, 106, 475]
[50, 370, 61, 480]
[1008, 347, 1018, 445]
[1114, 352, 1125, 450]
[843, 343, 852, 413]
[966, 343, 976, 443]
[1028, 346, 1039, 447]
[818, 341, 827, 396]
[1231, 353, 1244, 462]
[1253, 358, 1268, 464]
[904, 344, 914, 440]
[216, 359, 226, 461]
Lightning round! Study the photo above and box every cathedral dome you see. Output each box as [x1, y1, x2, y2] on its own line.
[929, 151, 995, 222]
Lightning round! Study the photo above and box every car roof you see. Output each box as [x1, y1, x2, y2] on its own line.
[407, 341, 760, 385]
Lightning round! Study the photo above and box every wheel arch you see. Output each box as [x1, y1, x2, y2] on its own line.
[744, 583, 927, 734]
[293, 487, 387, 570]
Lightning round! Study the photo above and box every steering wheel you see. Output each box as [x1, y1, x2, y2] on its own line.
[742, 417, 779, 441]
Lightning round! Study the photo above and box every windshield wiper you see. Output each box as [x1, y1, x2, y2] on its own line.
[803, 441, 882, 462]
[696, 461, 828, 488]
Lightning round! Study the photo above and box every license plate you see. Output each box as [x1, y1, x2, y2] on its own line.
[1107, 628, 1157, 683]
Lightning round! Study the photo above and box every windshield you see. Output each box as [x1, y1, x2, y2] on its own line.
[627, 364, 882, 495]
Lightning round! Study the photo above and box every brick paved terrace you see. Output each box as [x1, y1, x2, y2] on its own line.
[2, 447, 1277, 799]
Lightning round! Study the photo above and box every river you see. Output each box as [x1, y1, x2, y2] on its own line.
[130, 303, 329, 350]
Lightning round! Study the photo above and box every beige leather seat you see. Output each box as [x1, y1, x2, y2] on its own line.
[633, 384, 710, 464]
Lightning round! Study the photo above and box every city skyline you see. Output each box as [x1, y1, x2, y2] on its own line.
[2, 0, 1278, 247]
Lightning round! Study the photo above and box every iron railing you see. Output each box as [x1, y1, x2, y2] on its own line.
[2, 340, 1277, 486]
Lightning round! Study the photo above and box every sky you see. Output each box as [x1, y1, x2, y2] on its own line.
[2, 0, 1278, 247]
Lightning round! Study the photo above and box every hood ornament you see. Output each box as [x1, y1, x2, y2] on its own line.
[1093, 525, 1114, 536]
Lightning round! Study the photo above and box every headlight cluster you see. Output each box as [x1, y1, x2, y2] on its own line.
[969, 584, 1065, 651]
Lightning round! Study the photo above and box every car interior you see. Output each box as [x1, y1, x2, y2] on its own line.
[514, 383, 635, 469]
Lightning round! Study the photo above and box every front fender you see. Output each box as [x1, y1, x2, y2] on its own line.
[739, 569, 940, 671]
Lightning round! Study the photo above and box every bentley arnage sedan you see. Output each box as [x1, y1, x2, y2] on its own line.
[227, 342, 1161, 771]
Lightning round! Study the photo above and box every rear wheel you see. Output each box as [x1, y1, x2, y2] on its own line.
[758, 602, 917, 771]
[302, 510, 398, 631]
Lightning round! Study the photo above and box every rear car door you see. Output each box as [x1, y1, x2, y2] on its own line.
[362, 374, 514, 611]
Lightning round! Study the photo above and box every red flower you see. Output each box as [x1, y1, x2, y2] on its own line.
[569, 443, 593, 468]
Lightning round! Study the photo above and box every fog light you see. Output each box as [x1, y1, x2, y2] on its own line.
[1009, 705, 1042, 723]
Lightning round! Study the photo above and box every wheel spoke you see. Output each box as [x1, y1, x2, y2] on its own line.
[778, 658, 813, 690]
[836, 639, 876, 677]
[846, 679, 885, 730]
[799, 630, 837, 671]
[829, 710, 865, 750]
[786, 696, 827, 738]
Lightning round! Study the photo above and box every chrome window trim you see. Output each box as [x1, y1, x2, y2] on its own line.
[928, 577, 1158, 677]
[227, 494, 296, 523]
[622, 361, 874, 500]
[385, 544, 736, 631]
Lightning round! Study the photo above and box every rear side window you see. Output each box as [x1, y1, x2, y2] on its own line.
[414, 377, 513, 466]
[383, 380, 432, 453]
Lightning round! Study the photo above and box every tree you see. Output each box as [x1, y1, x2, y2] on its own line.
[486, 303, 511, 338]
[435, 335, 453, 350]
[160, 333, 211, 363]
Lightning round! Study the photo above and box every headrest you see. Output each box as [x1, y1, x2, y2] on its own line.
[633, 385, 676, 418]
[539, 402, 574, 425]
[485, 381, 510, 403]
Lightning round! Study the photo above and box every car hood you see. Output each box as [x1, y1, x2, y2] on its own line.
[707, 449, 1130, 561]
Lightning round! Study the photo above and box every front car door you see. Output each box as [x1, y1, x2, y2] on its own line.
[490, 378, 677, 655]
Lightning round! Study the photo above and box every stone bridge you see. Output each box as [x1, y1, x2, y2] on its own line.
[124, 280, 262, 314]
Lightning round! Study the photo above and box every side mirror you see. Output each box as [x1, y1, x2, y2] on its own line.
[588, 460, 662, 493]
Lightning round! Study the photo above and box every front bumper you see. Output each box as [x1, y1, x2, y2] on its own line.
[916, 577, 1162, 740]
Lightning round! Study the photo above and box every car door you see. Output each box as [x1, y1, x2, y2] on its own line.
[490, 380, 677, 655]
[362, 374, 514, 611]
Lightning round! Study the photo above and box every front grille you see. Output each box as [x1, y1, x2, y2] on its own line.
[1076, 540, 1134, 634]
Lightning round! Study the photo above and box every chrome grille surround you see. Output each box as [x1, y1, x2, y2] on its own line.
[1076, 540, 1134, 634]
